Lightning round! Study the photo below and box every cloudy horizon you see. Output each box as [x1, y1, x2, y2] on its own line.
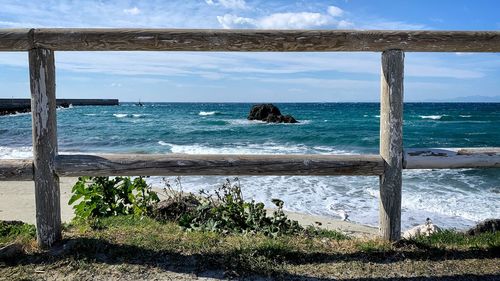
[0, 0, 499, 102]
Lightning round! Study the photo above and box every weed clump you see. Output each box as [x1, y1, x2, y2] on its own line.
[69, 176, 159, 222]
[0, 221, 36, 244]
[157, 177, 303, 237]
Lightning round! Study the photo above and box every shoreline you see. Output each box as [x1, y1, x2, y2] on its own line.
[0, 177, 377, 237]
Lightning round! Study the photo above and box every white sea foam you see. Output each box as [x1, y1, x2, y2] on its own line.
[57, 104, 73, 110]
[312, 145, 352, 155]
[294, 120, 311, 125]
[1, 112, 31, 117]
[198, 111, 220, 116]
[147, 167, 499, 230]
[113, 113, 128, 118]
[0, 146, 87, 159]
[84, 113, 97, 116]
[0, 146, 32, 159]
[156, 142, 351, 155]
[145, 141, 499, 230]
[228, 119, 265, 125]
[2, 142, 495, 230]
[227, 119, 310, 126]
[420, 115, 445, 120]
[459, 115, 472, 118]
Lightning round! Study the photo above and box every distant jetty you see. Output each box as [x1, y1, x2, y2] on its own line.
[0, 98, 119, 115]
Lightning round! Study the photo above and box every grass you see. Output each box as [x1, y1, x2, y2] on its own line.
[1, 216, 499, 280]
[0, 220, 36, 246]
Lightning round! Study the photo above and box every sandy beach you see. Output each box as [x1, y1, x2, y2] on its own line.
[0, 178, 76, 224]
[0, 177, 377, 237]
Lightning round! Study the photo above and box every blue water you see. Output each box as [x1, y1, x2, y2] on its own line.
[1, 103, 499, 229]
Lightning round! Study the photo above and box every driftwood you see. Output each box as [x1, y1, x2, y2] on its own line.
[54, 154, 384, 176]
[1, 29, 500, 52]
[1, 148, 498, 181]
[404, 148, 500, 169]
[0, 159, 33, 181]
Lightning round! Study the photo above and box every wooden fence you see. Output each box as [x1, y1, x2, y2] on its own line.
[1, 29, 499, 248]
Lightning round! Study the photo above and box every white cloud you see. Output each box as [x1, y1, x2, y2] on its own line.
[217, 14, 255, 29]
[206, 0, 247, 9]
[258, 12, 330, 29]
[0, 51, 488, 81]
[406, 64, 484, 79]
[257, 77, 377, 90]
[337, 20, 354, 29]
[219, 0, 247, 9]
[0, 1, 220, 28]
[327, 6, 343, 17]
[362, 21, 426, 30]
[216, 5, 353, 29]
[123, 7, 140, 15]
[218, 12, 332, 29]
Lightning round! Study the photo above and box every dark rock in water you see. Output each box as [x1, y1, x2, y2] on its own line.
[248, 104, 298, 123]
[282, 115, 298, 123]
[466, 219, 500, 235]
[248, 104, 282, 120]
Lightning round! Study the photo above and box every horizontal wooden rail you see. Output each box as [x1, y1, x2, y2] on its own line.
[404, 148, 500, 169]
[0, 159, 33, 181]
[1, 148, 499, 181]
[1, 29, 500, 52]
[54, 154, 384, 177]
[0, 29, 31, 51]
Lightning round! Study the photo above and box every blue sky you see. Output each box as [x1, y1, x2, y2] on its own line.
[0, 0, 499, 102]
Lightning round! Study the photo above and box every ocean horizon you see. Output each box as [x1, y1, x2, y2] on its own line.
[1, 102, 499, 230]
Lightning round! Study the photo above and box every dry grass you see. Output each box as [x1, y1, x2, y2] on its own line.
[1, 216, 499, 280]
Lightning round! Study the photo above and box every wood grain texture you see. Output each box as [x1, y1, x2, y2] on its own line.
[404, 148, 500, 169]
[54, 154, 385, 176]
[379, 50, 404, 241]
[456, 147, 500, 155]
[1, 148, 497, 181]
[29, 48, 61, 248]
[0, 160, 33, 181]
[1, 29, 500, 52]
[0, 28, 31, 51]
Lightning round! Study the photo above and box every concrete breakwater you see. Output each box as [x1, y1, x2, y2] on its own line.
[0, 98, 119, 115]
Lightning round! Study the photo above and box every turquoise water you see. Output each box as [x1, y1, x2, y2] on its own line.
[1, 103, 499, 229]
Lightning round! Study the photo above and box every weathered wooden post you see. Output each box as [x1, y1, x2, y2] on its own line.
[29, 48, 61, 248]
[379, 49, 404, 241]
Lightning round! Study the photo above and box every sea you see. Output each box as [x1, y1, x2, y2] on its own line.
[1, 102, 499, 230]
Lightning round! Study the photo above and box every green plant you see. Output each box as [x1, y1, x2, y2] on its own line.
[165, 178, 303, 237]
[69, 176, 159, 221]
[0, 221, 36, 244]
[411, 229, 500, 249]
